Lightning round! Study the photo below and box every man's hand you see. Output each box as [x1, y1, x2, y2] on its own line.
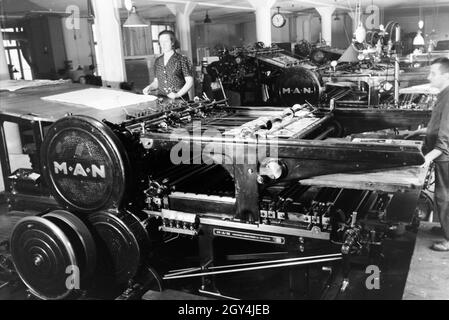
[422, 154, 432, 168]
[167, 92, 178, 100]
[404, 127, 427, 140]
[404, 130, 420, 140]
[422, 149, 443, 168]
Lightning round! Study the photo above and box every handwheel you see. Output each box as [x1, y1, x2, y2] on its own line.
[42, 210, 96, 286]
[10, 216, 78, 300]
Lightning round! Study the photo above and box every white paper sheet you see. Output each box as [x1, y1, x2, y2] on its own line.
[0, 79, 70, 91]
[41, 88, 157, 110]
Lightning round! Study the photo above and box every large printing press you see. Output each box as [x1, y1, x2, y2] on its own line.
[206, 22, 437, 110]
[0, 78, 433, 300]
[0, 20, 438, 298]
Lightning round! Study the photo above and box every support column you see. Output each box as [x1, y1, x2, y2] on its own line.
[166, 2, 196, 61]
[289, 15, 297, 45]
[247, 0, 277, 47]
[0, 31, 23, 192]
[303, 14, 312, 42]
[91, 0, 126, 88]
[0, 31, 10, 80]
[316, 6, 335, 46]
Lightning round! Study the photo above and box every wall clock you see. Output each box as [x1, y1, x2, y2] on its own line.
[272, 7, 286, 28]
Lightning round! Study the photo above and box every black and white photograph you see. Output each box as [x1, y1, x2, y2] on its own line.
[0, 0, 448, 306]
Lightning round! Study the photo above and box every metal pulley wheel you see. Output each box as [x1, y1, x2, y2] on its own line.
[40, 115, 130, 214]
[42, 210, 96, 286]
[87, 211, 150, 286]
[10, 212, 96, 300]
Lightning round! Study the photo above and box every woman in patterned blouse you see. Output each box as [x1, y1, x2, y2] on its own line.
[143, 30, 193, 100]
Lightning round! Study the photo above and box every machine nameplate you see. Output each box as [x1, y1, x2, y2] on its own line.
[213, 228, 285, 244]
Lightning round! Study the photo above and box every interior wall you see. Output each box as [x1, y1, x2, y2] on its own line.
[191, 23, 244, 64]
[239, 19, 292, 45]
[241, 20, 257, 45]
[193, 23, 243, 51]
[271, 19, 292, 43]
[61, 18, 93, 69]
[310, 16, 321, 43]
[332, 13, 352, 49]
[384, 6, 449, 43]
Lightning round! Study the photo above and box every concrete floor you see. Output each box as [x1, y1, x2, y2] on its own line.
[403, 222, 449, 300]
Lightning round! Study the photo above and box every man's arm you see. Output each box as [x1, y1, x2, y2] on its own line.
[424, 149, 443, 166]
[405, 127, 427, 139]
[433, 101, 449, 159]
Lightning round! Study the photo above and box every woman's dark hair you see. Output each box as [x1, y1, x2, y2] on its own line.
[158, 30, 180, 49]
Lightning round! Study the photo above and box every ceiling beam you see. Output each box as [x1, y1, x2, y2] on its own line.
[149, 0, 254, 11]
[147, 0, 294, 14]
[289, 0, 352, 11]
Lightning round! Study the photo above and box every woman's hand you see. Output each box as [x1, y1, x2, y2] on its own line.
[143, 79, 158, 95]
[142, 85, 152, 95]
[167, 92, 178, 100]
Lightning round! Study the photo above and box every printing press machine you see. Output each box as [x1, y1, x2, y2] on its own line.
[0, 82, 433, 299]
[207, 43, 404, 110]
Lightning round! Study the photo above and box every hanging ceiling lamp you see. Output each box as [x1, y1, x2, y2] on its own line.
[123, 0, 148, 28]
[413, 29, 425, 45]
[204, 10, 212, 24]
[354, 0, 366, 43]
[413, 4, 425, 45]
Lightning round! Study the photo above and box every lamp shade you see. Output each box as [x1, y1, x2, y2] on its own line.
[413, 31, 425, 45]
[204, 11, 211, 23]
[123, 7, 148, 28]
[339, 44, 359, 62]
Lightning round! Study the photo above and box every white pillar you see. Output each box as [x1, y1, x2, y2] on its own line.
[247, 0, 276, 47]
[316, 7, 335, 46]
[303, 14, 312, 42]
[0, 31, 9, 81]
[166, 2, 196, 61]
[0, 30, 23, 193]
[91, 0, 126, 88]
[289, 16, 297, 44]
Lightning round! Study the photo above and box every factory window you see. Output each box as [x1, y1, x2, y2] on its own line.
[151, 24, 174, 55]
[2, 27, 32, 80]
